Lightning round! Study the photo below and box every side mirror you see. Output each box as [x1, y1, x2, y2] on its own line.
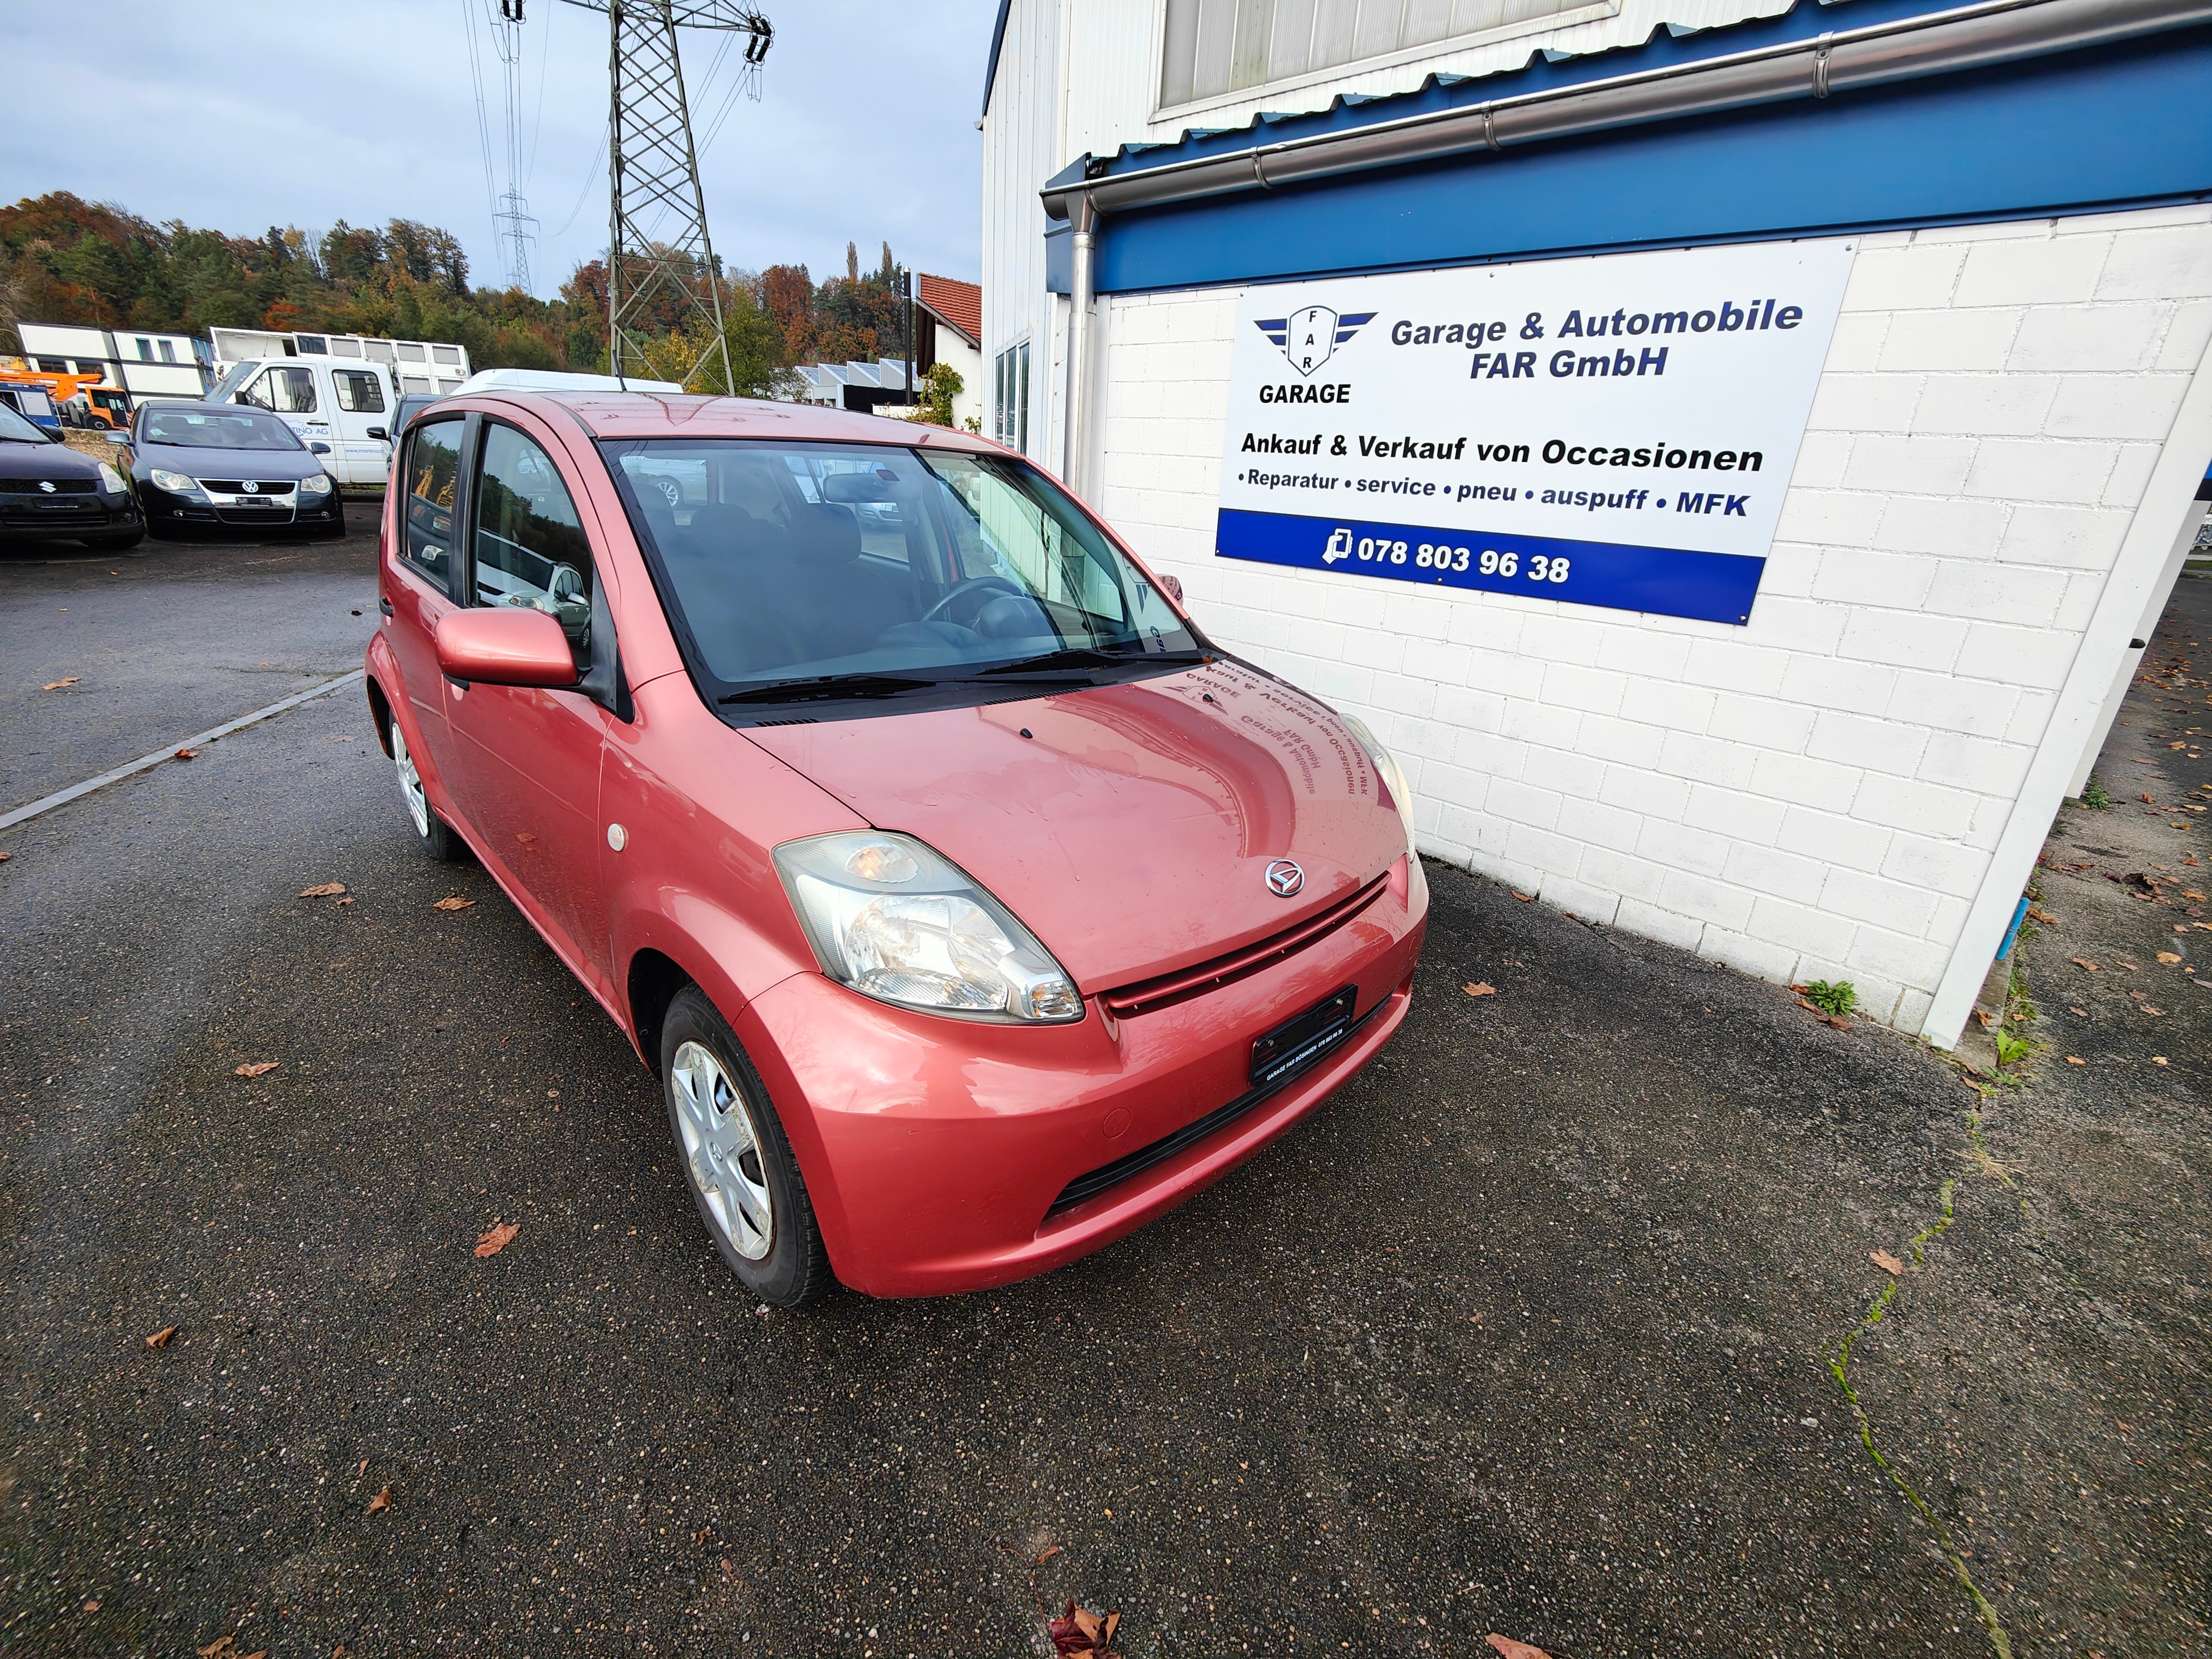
[1158, 572, 1184, 605]
[105, 430, 130, 444]
[366, 426, 388, 441]
[309, 441, 332, 454]
[434, 607, 579, 690]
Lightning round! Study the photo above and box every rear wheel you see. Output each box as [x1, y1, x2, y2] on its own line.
[390, 717, 463, 861]
[662, 986, 832, 1306]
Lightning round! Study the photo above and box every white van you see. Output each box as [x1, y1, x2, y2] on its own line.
[204, 357, 399, 487]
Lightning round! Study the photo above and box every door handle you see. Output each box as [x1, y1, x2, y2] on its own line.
[378, 596, 394, 617]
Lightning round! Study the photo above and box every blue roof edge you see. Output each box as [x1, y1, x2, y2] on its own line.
[1038, 0, 1962, 193]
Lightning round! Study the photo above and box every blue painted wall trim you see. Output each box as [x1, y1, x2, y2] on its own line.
[1051, 30, 2212, 296]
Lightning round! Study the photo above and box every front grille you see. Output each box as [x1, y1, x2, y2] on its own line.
[215, 504, 298, 525]
[3, 504, 107, 527]
[1046, 993, 1388, 1218]
[199, 479, 297, 496]
[3, 477, 98, 495]
[1101, 875, 1388, 1018]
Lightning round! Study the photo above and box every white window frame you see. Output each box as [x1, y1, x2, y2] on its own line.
[1153, 0, 1620, 124]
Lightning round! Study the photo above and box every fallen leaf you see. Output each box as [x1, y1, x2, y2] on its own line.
[2159, 951, 2183, 965]
[1075, 1609, 1102, 1642]
[1103, 1612, 1121, 1647]
[2027, 905, 2058, 925]
[335, 896, 354, 906]
[82, 1600, 99, 1613]
[197, 1638, 235, 1658]
[2153, 1056, 2169, 1066]
[145, 1326, 176, 1349]
[0, 851, 11, 862]
[431, 896, 475, 911]
[474, 1218, 520, 1257]
[233, 1061, 280, 1078]
[366, 1486, 393, 1514]
[1463, 981, 1498, 998]
[42, 677, 80, 690]
[2143, 1006, 2164, 1016]
[2067, 1055, 2087, 1065]
[299, 882, 347, 898]
[356, 1459, 368, 1478]
[1511, 890, 1536, 902]
[1870, 1249, 1904, 1276]
[2187, 891, 2207, 901]
[2143, 792, 2156, 804]
[1035, 1545, 1063, 1564]
[174, 747, 199, 760]
[2068, 1006, 2086, 1015]
[1487, 1637, 1555, 1659]
[2071, 957, 2100, 972]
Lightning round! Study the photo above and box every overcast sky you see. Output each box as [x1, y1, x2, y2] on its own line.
[2, 0, 999, 295]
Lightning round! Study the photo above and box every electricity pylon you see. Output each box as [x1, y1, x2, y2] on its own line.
[558, 0, 771, 390]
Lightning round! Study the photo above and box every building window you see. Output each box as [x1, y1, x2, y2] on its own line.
[135, 338, 153, 360]
[993, 341, 1030, 454]
[1161, 0, 1591, 108]
[158, 340, 177, 363]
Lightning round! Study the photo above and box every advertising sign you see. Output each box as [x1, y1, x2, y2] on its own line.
[1214, 240, 1854, 625]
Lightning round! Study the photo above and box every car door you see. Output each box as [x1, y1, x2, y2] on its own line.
[329, 365, 393, 485]
[441, 415, 620, 995]
[384, 415, 468, 792]
[239, 363, 334, 463]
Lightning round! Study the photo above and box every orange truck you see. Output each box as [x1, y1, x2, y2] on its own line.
[0, 367, 127, 428]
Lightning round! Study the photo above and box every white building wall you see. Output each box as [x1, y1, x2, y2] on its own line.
[981, 0, 1067, 464]
[1094, 208, 2212, 1035]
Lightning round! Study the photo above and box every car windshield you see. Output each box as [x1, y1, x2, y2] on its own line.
[603, 440, 1200, 702]
[143, 409, 304, 451]
[0, 402, 49, 443]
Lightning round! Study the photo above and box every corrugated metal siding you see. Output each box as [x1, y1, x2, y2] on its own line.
[1132, 0, 1803, 140]
[982, 0, 1067, 461]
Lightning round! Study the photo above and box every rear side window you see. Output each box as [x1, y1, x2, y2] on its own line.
[333, 369, 385, 413]
[472, 423, 594, 670]
[402, 417, 464, 594]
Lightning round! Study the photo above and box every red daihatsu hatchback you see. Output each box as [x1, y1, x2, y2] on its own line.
[365, 390, 1427, 1303]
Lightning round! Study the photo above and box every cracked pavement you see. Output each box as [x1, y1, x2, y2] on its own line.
[1, 524, 2205, 1656]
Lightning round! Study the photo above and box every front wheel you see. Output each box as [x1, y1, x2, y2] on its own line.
[389, 716, 463, 861]
[662, 986, 832, 1306]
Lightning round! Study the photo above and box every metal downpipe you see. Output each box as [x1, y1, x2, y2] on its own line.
[1063, 193, 1097, 495]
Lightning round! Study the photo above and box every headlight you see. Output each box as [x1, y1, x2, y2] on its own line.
[299, 473, 333, 496]
[1339, 711, 1414, 843]
[149, 468, 199, 494]
[97, 462, 128, 494]
[773, 831, 1083, 1023]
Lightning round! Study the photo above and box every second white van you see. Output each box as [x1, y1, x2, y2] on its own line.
[205, 357, 399, 487]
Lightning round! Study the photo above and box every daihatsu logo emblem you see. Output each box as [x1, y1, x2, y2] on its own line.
[1265, 859, 1304, 898]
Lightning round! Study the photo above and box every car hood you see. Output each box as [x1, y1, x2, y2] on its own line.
[134, 443, 317, 478]
[0, 442, 98, 483]
[743, 659, 1407, 992]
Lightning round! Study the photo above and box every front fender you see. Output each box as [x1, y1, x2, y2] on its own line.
[363, 633, 462, 826]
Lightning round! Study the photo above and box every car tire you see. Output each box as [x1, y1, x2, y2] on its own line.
[389, 716, 464, 862]
[661, 985, 833, 1307]
[80, 529, 145, 551]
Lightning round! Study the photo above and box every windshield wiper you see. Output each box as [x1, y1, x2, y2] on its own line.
[975, 646, 1209, 677]
[718, 673, 942, 705]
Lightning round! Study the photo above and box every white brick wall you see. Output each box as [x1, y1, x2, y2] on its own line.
[1095, 209, 2212, 1036]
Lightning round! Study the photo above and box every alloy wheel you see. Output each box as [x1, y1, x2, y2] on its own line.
[392, 721, 431, 838]
[670, 1040, 774, 1260]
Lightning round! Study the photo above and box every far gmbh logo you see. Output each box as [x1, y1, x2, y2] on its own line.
[1255, 305, 1375, 376]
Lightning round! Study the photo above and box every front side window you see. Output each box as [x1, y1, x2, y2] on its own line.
[603, 439, 1199, 717]
[245, 365, 318, 414]
[402, 417, 464, 593]
[333, 369, 386, 413]
[473, 424, 594, 668]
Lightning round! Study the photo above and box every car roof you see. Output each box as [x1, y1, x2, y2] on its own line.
[469, 390, 1004, 455]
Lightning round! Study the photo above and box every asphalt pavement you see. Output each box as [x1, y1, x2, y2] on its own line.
[1, 527, 2205, 1658]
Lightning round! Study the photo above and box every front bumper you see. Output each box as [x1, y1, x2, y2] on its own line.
[0, 490, 140, 541]
[141, 484, 341, 529]
[736, 857, 1429, 1297]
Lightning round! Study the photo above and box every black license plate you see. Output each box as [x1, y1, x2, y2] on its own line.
[1250, 986, 1358, 1089]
